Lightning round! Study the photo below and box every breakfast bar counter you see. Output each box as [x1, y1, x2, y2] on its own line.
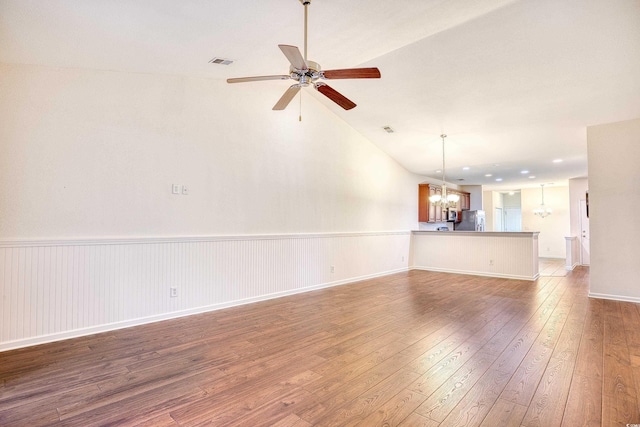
[411, 230, 540, 280]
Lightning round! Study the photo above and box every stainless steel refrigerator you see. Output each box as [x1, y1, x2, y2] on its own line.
[456, 210, 485, 231]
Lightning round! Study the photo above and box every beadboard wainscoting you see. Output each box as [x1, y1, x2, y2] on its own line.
[0, 232, 410, 351]
[411, 231, 539, 281]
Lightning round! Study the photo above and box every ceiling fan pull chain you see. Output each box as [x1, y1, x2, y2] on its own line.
[299, 90, 303, 122]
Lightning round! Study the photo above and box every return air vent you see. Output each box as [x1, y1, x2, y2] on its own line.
[209, 57, 234, 65]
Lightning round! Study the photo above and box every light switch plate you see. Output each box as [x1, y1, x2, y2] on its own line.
[181, 186, 189, 195]
[172, 184, 181, 194]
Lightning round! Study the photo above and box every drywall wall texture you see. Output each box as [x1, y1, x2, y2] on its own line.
[588, 117, 640, 302]
[0, 63, 421, 239]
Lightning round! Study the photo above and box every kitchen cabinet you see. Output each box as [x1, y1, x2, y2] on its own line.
[460, 193, 470, 210]
[418, 184, 470, 223]
[419, 184, 435, 222]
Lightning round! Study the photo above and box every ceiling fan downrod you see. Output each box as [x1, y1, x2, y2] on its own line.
[300, 0, 310, 61]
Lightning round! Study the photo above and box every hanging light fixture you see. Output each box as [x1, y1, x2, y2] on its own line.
[429, 134, 460, 208]
[533, 184, 552, 218]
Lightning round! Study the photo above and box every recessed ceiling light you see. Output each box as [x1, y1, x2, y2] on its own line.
[553, 159, 563, 163]
[435, 169, 442, 173]
[462, 166, 470, 171]
[509, 191, 515, 195]
[495, 178, 503, 182]
[521, 170, 529, 174]
[529, 175, 536, 179]
[485, 173, 493, 177]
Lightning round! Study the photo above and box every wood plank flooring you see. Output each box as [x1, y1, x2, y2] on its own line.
[2, 266, 640, 426]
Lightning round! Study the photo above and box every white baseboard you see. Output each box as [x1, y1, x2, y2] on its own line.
[411, 266, 538, 281]
[588, 292, 640, 304]
[565, 262, 579, 271]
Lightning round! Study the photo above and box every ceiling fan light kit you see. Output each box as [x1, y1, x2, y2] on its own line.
[226, 0, 381, 111]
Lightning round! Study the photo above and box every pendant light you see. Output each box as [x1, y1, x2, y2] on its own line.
[533, 184, 552, 218]
[429, 134, 460, 208]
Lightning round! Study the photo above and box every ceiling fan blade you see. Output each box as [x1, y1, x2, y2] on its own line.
[227, 75, 290, 84]
[316, 84, 356, 110]
[322, 68, 381, 79]
[273, 85, 301, 110]
[278, 45, 308, 70]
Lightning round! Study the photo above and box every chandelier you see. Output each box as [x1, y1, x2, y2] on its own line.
[429, 134, 459, 208]
[533, 184, 552, 218]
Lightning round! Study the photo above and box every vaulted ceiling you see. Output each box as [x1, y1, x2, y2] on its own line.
[2, 0, 639, 189]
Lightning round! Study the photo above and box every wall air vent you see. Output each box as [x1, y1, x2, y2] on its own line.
[209, 57, 234, 65]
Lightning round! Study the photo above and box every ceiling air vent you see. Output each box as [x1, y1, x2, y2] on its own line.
[209, 57, 234, 65]
[382, 126, 394, 133]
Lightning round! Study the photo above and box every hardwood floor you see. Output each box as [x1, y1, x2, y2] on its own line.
[1, 267, 640, 426]
[539, 257, 569, 277]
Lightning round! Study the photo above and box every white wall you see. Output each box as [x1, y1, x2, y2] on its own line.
[0, 63, 423, 349]
[521, 185, 569, 258]
[461, 185, 483, 210]
[587, 117, 640, 302]
[482, 190, 503, 231]
[0, 64, 421, 239]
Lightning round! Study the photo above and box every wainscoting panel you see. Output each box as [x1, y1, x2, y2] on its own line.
[0, 232, 410, 351]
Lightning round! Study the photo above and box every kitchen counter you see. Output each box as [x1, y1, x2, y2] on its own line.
[411, 230, 539, 280]
[413, 230, 539, 237]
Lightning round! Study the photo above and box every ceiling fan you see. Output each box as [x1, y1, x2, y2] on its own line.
[226, 0, 381, 111]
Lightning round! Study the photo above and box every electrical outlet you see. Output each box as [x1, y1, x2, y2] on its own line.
[170, 287, 178, 297]
[489, 259, 494, 266]
[401, 256, 405, 262]
[330, 265, 335, 273]
[172, 184, 181, 195]
[181, 185, 189, 195]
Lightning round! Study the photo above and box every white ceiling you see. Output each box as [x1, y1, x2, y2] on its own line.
[2, 0, 640, 190]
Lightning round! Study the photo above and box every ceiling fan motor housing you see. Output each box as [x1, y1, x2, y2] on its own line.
[290, 60, 321, 86]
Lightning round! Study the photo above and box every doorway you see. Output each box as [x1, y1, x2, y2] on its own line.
[504, 208, 522, 232]
[579, 199, 590, 265]
[494, 207, 504, 231]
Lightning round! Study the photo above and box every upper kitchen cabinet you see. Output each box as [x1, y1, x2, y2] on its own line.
[460, 192, 470, 210]
[419, 184, 440, 222]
